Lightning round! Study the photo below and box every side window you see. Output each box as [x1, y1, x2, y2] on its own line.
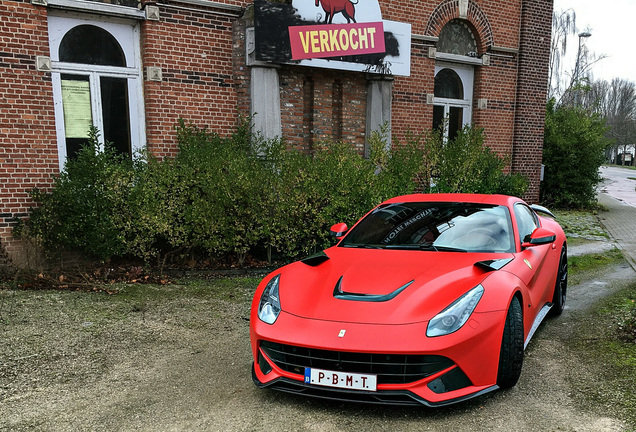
[514, 204, 539, 245]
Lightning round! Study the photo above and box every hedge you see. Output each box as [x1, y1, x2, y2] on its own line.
[17, 120, 527, 266]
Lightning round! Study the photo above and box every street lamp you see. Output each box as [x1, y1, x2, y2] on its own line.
[573, 31, 592, 105]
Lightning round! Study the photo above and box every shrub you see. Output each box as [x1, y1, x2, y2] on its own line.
[19, 121, 528, 266]
[430, 126, 528, 197]
[262, 127, 424, 259]
[542, 99, 611, 208]
[123, 154, 190, 264]
[23, 127, 134, 260]
[171, 118, 271, 265]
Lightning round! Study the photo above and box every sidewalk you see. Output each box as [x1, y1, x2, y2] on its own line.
[597, 192, 636, 270]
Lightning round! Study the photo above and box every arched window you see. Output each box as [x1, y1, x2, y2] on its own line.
[48, 15, 145, 167]
[437, 19, 477, 56]
[432, 19, 477, 142]
[434, 68, 464, 99]
[59, 25, 126, 66]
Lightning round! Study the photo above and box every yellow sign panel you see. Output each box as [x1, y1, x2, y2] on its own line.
[61, 79, 92, 138]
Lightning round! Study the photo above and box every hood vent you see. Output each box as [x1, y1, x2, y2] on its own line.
[301, 251, 330, 267]
[333, 276, 414, 302]
[474, 258, 513, 272]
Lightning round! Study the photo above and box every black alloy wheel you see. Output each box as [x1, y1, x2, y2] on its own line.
[497, 296, 524, 389]
[550, 244, 568, 316]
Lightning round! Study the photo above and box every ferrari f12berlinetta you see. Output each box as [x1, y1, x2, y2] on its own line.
[250, 194, 567, 406]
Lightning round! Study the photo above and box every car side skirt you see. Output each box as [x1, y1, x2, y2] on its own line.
[524, 303, 553, 349]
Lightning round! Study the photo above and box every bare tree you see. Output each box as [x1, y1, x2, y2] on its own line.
[585, 78, 636, 163]
[549, 9, 576, 100]
[549, 9, 606, 105]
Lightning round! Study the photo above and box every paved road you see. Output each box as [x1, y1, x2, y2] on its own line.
[598, 166, 636, 269]
[600, 165, 636, 207]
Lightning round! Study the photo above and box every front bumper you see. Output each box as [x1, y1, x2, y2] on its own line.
[252, 363, 498, 407]
[250, 309, 506, 406]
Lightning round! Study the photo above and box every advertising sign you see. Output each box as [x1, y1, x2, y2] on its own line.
[254, 0, 411, 76]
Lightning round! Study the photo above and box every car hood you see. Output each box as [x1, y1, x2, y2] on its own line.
[277, 247, 511, 325]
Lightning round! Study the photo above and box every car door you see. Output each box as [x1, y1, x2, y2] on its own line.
[513, 204, 555, 316]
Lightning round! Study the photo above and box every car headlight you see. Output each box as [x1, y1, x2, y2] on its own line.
[258, 274, 281, 324]
[426, 285, 484, 337]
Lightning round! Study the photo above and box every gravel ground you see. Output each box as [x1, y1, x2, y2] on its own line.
[1, 248, 634, 432]
[1, 208, 633, 431]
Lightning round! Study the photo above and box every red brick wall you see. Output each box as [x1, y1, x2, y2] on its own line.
[389, 0, 523, 163]
[277, 67, 367, 153]
[0, 1, 57, 263]
[142, 0, 242, 158]
[0, 0, 551, 266]
[512, 0, 553, 203]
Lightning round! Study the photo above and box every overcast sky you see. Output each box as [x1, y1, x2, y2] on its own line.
[552, 0, 635, 83]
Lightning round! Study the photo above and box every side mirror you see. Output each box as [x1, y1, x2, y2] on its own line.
[522, 227, 556, 248]
[330, 223, 348, 238]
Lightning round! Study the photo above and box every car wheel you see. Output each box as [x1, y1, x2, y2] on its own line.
[497, 296, 524, 389]
[550, 244, 568, 316]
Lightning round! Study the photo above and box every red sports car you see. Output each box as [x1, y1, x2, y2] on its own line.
[250, 194, 567, 406]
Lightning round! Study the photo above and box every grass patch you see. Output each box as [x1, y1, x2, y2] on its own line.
[569, 247, 624, 271]
[606, 164, 636, 171]
[553, 209, 607, 240]
[569, 282, 636, 429]
[568, 247, 624, 285]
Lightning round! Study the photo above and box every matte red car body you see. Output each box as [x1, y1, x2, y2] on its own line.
[250, 193, 566, 406]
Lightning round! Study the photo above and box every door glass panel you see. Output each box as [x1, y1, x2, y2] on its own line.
[433, 105, 445, 133]
[448, 106, 463, 141]
[101, 76, 131, 156]
[60, 74, 92, 160]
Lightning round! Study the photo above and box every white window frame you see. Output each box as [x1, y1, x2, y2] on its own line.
[433, 62, 474, 140]
[48, 12, 146, 169]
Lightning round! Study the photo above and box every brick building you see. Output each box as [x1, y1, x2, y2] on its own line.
[0, 0, 553, 266]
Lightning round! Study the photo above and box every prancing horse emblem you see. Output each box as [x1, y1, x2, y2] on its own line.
[338, 329, 346, 337]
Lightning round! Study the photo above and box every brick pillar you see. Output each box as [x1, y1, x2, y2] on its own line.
[512, 0, 553, 203]
[366, 76, 393, 156]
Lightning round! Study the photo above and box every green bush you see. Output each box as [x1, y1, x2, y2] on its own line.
[23, 128, 134, 260]
[430, 126, 528, 197]
[172, 118, 271, 265]
[261, 127, 424, 259]
[19, 120, 528, 266]
[542, 99, 611, 208]
[123, 154, 189, 264]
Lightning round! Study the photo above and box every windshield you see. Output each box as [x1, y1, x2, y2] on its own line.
[340, 202, 515, 253]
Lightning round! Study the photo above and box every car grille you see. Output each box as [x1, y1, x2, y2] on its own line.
[260, 341, 454, 385]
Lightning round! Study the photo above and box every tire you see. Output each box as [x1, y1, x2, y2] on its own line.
[550, 244, 568, 316]
[497, 296, 524, 389]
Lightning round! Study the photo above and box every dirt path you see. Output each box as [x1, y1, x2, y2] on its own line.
[1, 259, 633, 431]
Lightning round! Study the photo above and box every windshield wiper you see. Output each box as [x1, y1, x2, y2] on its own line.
[385, 244, 467, 252]
[342, 244, 385, 249]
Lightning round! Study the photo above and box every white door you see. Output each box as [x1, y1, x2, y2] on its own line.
[432, 63, 473, 141]
[48, 13, 145, 168]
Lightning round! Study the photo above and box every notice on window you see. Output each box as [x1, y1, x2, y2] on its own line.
[61, 79, 92, 138]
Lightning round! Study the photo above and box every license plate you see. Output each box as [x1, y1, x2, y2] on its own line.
[304, 367, 377, 391]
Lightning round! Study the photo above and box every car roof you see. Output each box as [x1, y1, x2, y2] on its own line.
[382, 193, 524, 207]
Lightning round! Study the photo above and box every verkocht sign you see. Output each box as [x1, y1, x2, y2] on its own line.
[254, 0, 411, 76]
[289, 22, 385, 60]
